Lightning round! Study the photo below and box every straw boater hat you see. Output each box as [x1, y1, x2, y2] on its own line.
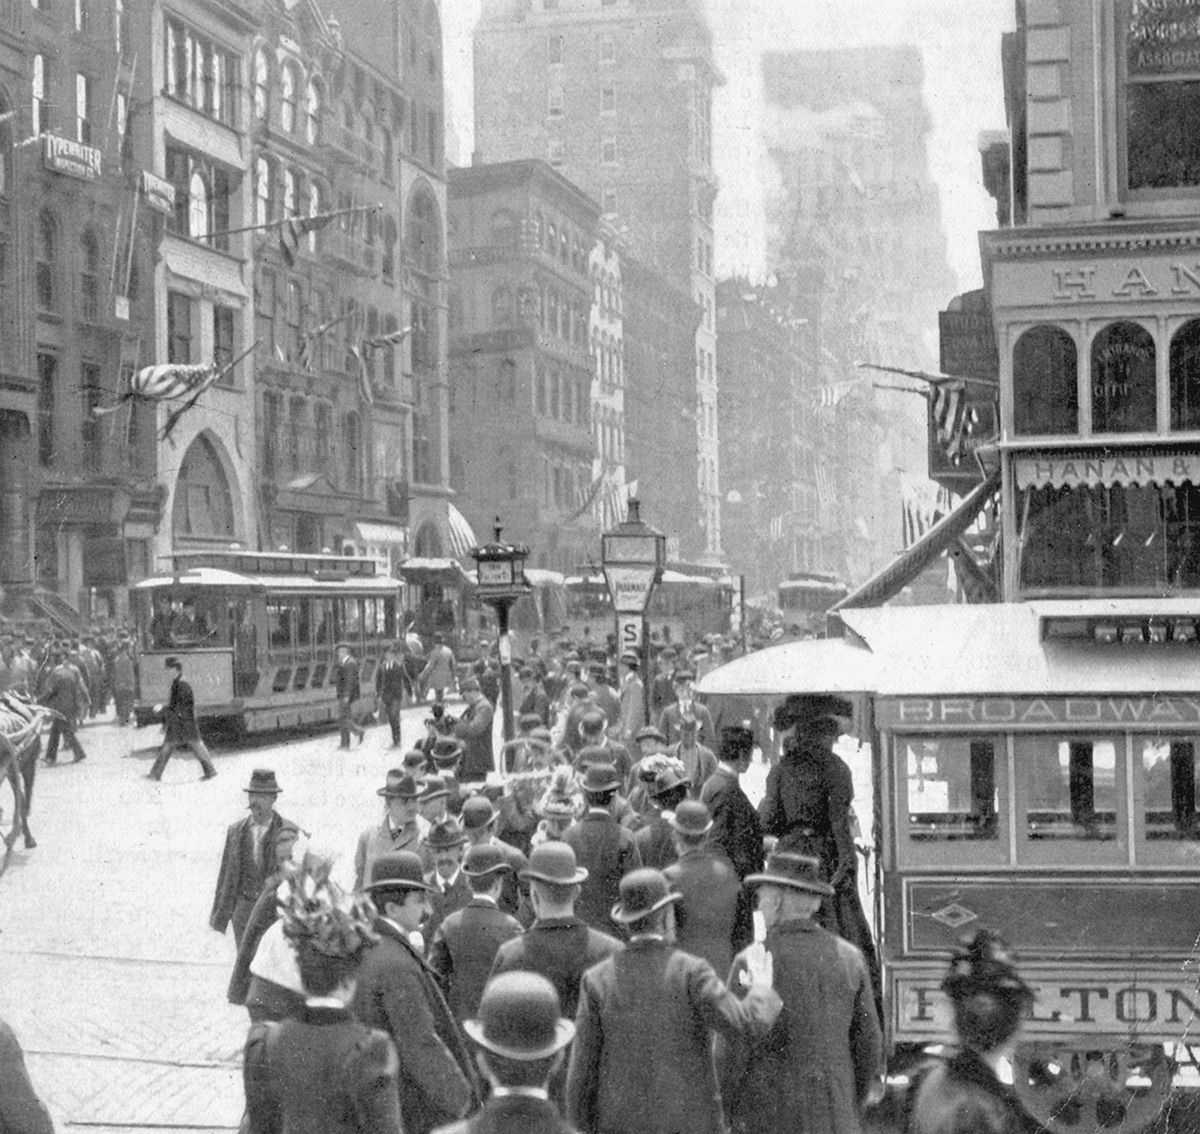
[463, 972, 575, 1061]
[364, 850, 435, 894]
[377, 770, 419, 799]
[610, 868, 681, 925]
[244, 769, 283, 795]
[745, 852, 834, 896]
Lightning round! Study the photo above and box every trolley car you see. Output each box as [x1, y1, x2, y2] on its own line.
[564, 571, 734, 647]
[699, 599, 1200, 1133]
[131, 550, 400, 733]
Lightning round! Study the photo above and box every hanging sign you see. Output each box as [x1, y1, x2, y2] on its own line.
[141, 170, 177, 215]
[43, 134, 101, 181]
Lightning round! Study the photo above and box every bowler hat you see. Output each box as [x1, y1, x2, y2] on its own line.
[745, 852, 834, 896]
[620, 650, 640, 666]
[365, 851, 434, 894]
[579, 708, 606, 734]
[402, 749, 429, 769]
[418, 775, 450, 802]
[377, 770, 420, 799]
[653, 766, 690, 797]
[520, 841, 589, 885]
[580, 762, 621, 793]
[460, 676, 481, 694]
[424, 818, 468, 849]
[518, 712, 544, 732]
[668, 799, 713, 836]
[528, 727, 554, 747]
[610, 868, 681, 925]
[672, 668, 696, 683]
[635, 725, 667, 744]
[568, 681, 589, 698]
[431, 738, 464, 766]
[335, 641, 353, 651]
[518, 666, 536, 680]
[244, 769, 282, 795]
[462, 843, 511, 877]
[464, 972, 575, 1061]
[164, 656, 182, 669]
[460, 795, 497, 830]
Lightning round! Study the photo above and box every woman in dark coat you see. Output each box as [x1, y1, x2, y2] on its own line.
[905, 929, 1040, 1134]
[243, 861, 402, 1134]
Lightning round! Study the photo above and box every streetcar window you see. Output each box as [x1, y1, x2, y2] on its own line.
[344, 598, 362, 639]
[1019, 736, 1122, 848]
[363, 597, 378, 637]
[295, 598, 312, 648]
[267, 600, 294, 649]
[314, 599, 333, 649]
[1142, 739, 1200, 842]
[904, 738, 1000, 840]
[146, 592, 231, 648]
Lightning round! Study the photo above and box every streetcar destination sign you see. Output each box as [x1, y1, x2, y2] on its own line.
[895, 969, 1200, 1042]
[878, 695, 1200, 730]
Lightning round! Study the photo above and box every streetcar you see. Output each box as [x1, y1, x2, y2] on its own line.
[564, 570, 734, 648]
[776, 571, 849, 636]
[699, 599, 1200, 1133]
[131, 549, 401, 733]
[462, 568, 568, 658]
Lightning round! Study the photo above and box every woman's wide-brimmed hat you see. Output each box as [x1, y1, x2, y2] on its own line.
[745, 852, 834, 897]
[610, 868, 681, 925]
[464, 972, 575, 1061]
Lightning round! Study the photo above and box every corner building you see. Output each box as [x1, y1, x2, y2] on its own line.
[473, 0, 723, 564]
[980, 0, 1200, 599]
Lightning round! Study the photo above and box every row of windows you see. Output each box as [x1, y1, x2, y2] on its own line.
[33, 209, 103, 319]
[547, 31, 618, 66]
[596, 412, 624, 465]
[592, 265, 621, 317]
[543, 457, 594, 515]
[546, 82, 619, 118]
[1013, 319, 1200, 436]
[535, 362, 591, 428]
[261, 390, 367, 493]
[166, 18, 238, 127]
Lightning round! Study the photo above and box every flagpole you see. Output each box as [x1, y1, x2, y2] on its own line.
[197, 204, 373, 244]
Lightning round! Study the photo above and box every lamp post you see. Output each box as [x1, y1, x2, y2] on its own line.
[470, 518, 531, 746]
[601, 498, 666, 726]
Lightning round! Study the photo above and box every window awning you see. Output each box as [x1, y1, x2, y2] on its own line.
[1015, 451, 1200, 491]
[398, 557, 472, 587]
[447, 503, 477, 558]
[354, 521, 408, 546]
[833, 471, 1001, 611]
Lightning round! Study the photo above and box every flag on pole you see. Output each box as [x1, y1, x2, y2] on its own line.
[350, 345, 374, 405]
[931, 379, 968, 460]
[361, 326, 412, 351]
[279, 212, 337, 268]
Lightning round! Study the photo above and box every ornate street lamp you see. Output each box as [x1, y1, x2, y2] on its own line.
[470, 518, 531, 745]
[601, 498, 666, 726]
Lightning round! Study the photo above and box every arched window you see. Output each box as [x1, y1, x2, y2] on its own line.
[1171, 320, 1200, 430]
[280, 62, 298, 134]
[304, 80, 321, 144]
[308, 181, 325, 252]
[406, 187, 441, 275]
[255, 157, 272, 226]
[1013, 325, 1078, 436]
[531, 210, 543, 248]
[491, 209, 519, 249]
[492, 285, 515, 327]
[254, 48, 270, 122]
[382, 214, 398, 280]
[172, 435, 235, 538]
[35, 209, 56, 311]
[79, 230, 100, 319]
[188, 169, 210, 239]
[1091, 321, 1156, 434]
[282, 167, 297, 217]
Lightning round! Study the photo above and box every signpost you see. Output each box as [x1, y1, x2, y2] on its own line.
[601, 499, 666, 726]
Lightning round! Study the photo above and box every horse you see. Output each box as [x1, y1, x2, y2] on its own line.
[0, 691, 54, 864]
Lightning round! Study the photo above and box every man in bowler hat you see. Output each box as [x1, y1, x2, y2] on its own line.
[424, 818, 473, 944]
[355, 770, 422, 890]
[148, 657, 218, 780]
[335, 641, 365, 748]
[719, 853, 882, 1134]
[566, 868, 782, 1134]
[433, 972, 578, 1134]
[210, 769, 290, 945]
[353, 851, 479, 1134]
[429, 844, 524, 1021]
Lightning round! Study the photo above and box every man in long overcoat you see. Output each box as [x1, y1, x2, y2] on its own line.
[335, 643, 365, 748]
[354, 770, 423, 890]
[565, 869, 782, 1134]
[149, 656, 217, 780]
[38, 649, 89, 764]
[453, 679, 495, 781]
[353, 851, 480, 1134]
[719, 853, 882, 1134]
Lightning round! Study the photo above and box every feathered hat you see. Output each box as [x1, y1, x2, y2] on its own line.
[278, 857, 378, 959]
[537, 765, 582, 821]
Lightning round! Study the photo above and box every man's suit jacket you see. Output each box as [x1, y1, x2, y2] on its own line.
[376, 659, 407, 703]
[0, 1017, 54, 1134]
[431, 1093, 580, 1134]
[454, 698, 495, 780]
[355, 819, 422, 891]
[617, 674, 645, 740]
[429, 897, 523, 1020]
[335, 654, 361, 702]
[164, 675, 201, 741]
[351, 918, 479, 1134]
[562, 811, 642, 933]
[426, 870, 474, 944]
[657, 701, 715, 749]
[663, 846, 743, 979]
[699, 769, 764, 881]
[565, 938, 782, 1134]
[489, 916, 624, 1020]
[632, 816, 677, 872]
[211, 812, 288, 934]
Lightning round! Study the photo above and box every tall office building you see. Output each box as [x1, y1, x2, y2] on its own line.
[473, 0, 723, 564]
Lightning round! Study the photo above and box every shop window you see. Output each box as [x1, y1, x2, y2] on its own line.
[1142, 738, 1200, 843]
[1171, 320, 1200, 430]
[1014, 326, 1079, 435]
[1091, 321, 1156, 434]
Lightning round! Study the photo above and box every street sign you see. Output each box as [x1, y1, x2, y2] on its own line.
[604, 565, 658, 612]
[617, 614, 643, 653]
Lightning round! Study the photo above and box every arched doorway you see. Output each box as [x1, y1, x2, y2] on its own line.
[413, 520, 442, 558]
[172, 434, 236, 540]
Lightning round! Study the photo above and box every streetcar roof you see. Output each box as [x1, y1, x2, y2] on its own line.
[698, 601, 1200, 698]
[133, 567, 399, 593]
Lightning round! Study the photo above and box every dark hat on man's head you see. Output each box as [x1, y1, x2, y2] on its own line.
[462, 843, 512, 878]
[364, 851, 434, 894]
[579, 708, 606, 735]
[402, 748, 429, 769]
[431, 737, 464, 766]
[418, 775, 450, 802]
[620, 650, 640, 666]
[668, 799, 713, 836]
[521, 841, 588, 885]
[377, 770, 420, 799]
[635, 725, 667, 744]
[653, 766, 690, 797]
[672, 668, 696, 683]
[518, 666, 536, 680]
[610, 868, 680, 925]
[568, 681, 589, 698]
[580, 762, 621, 793]
[772, 693, 853, 734]
[464, 972, 575, 1061]
[518, 711, 544, 732]
[746, 852, 834, 896]
[424, 818, 468, 849]
[719, 725, 755, 763]
[461, 795, 498, 830]
[244, 768, 282, 795]
[164, 656, 182, 669]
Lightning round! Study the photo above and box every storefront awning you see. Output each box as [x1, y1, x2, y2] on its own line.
[447, 503, 477, 559]
[696, 636, 877, 697]
[1015, 450, 1200, 491]
[832, 471, 1001, 611]
[398, 557, 472, 587]
[354, 521, 408, 546]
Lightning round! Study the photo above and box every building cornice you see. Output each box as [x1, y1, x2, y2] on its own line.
[981, 219, 1200, 261]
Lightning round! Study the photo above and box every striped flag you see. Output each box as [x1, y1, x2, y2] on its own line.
[931, 379, 968, 460]
[279, 212, 337, 268]
[350, 345, 374, 405]
[362, 326, 412, 351]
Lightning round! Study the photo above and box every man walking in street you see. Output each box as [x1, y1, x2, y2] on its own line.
[354, 852, 479, 1134]
[210, 769, 291, 946]
[110, 636, 137, 726]
[460, 797, 529, 920]
[38, 648, 88, 765]
[148, 657, 217, 780]
[376, 642, 408, 746]
[424, 818, 473, 945]
[454, 679, 495, 782]
[429, 844, 524, 1021]
[565, 868, 782, 1134]
[658, 669, 715, 749]
[719, 853, 883, 1134]
[355, 770, 423, 889]
[616, 651, 645, 743]
[335, 642, 365, 749]
[420, 632, 457, 703]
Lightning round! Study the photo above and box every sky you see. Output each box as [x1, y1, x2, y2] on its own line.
[442, 0, 1015, 294]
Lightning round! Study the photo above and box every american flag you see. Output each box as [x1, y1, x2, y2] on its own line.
[930, 379, 970, 461]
